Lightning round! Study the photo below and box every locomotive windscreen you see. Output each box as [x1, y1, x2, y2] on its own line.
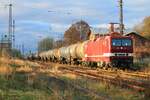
[112, 39, 132, 46]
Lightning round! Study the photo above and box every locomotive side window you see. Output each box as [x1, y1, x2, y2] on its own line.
[112, 39, 121, 46]
[112, 39, 132, 46]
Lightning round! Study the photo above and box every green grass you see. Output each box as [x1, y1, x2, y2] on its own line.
[0, 72, 99, 100]
[0, 89, 50, 100]
[133, 57, 150, 70]
[60, 76, 144, 100]
[0, 73, 52, 100]
[0, 73, 142, 100]
[0, 73, 146, 100]
[0, 58, 147, 100]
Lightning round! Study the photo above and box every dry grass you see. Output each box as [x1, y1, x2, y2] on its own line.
[0, 58, 10, 65]
[10, 59, 27, 66]
[62, 73, 77, 80]
[0, 58, 14, 82]
[0, 64, 13, 75]
[16, 65, 33, 73]
[26, 61, 40, 67]
[0, 58, 147, 100]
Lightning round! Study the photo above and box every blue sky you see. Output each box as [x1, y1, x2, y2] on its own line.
[0, 0, 150, 53]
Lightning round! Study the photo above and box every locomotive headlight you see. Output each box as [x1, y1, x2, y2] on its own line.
[85, 54, 87, 57]
[128, 53, 133, 56]
[103, 53, 115, 57]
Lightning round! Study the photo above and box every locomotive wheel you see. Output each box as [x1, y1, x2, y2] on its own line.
[82, 62, 87, 66]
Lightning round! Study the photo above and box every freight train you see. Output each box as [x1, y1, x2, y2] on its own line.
[30, 24, 133, 69]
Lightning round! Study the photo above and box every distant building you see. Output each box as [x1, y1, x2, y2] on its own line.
[0, 42, 11, 57]
[124, 32, 150, 47]
[0, 34, 12, 57]
[125, 32, 150, 62]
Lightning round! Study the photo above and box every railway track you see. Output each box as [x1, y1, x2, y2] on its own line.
[36, 61, 150, 78]
[55, 63, 150, 81]
[35, 61, 150, 93]
[65, 66, 150, 80]
[25, 61, 111, 99]
[62, 67, 149, 91]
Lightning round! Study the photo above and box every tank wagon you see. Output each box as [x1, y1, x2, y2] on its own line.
[33, 24, 133, 68]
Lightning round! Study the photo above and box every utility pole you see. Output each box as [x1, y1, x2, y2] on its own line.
[119, 0, 124, 35]
[0, 35, 3, 56]
[12, 19, 15, 48]
[8, 3, 13, 50]
[22, 44, 24, 57]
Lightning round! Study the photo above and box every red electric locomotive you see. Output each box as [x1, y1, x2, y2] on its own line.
[83, 33, 133, 68]
[83, 25, 133, 68]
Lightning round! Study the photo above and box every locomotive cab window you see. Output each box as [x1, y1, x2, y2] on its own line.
[112, 39, 121, 46]
[122, 39, 131, 46]
[112, 39, 132, 46]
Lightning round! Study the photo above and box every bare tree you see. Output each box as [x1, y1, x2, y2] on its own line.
[38, 37, 54, 53]
[64, 20, 91, 46]
[54, 40, 64, 48]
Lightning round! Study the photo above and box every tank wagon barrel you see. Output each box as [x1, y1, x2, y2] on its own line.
[39, 51, 47, 61]
[60, 47, 70, 59]
[53, 49, 60, 58]
[46, 50, 53, 60]
[68, 44, 77, 59]
[75, 41, 88, 59]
